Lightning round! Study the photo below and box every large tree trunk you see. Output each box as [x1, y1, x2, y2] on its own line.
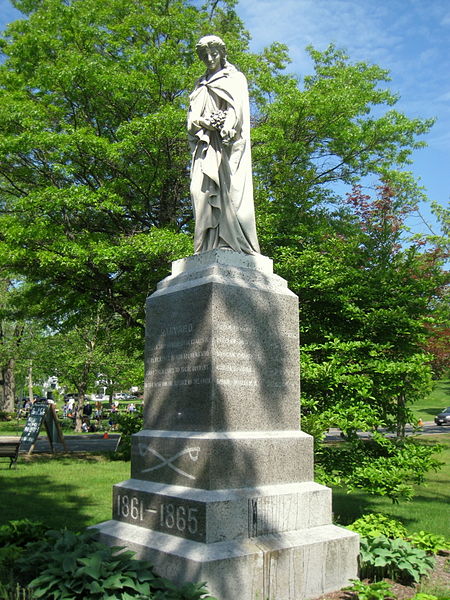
[1, 358, 16, 413]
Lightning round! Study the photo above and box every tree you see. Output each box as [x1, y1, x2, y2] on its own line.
[0, 1, 433, 346]
[289, 183, 447, 501]
[0, 0, 445, 497]
[0, 278, 44, 412]
[39, 308, 143, 430]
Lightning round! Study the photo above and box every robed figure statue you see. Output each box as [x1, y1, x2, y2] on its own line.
[188, 35, 260, 255]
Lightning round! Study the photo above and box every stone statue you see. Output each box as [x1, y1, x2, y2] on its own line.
[188, 35, 260, 255]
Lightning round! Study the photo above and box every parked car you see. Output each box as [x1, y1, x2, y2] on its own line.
[434, 407, 450, 426]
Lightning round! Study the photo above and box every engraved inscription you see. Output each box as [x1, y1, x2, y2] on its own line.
[113, 490, 205, 541]
[138, 443, 200, 480]
[249, 495, 303, 537]
[146, 319, 294, 390]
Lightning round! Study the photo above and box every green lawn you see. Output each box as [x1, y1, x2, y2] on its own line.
[1, 434, 448, 539]
[1, 380, 448, 536]
[0, 453, 130, 531]
[413, 379, 450, 422]
[332, 434, 450, 538]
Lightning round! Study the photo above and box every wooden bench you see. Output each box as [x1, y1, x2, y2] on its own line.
[0, 438, 21, 469]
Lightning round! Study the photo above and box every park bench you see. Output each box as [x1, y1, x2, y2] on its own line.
[0, 437, 20, 469]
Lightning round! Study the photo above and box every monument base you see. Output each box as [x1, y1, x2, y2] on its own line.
[94, 251, 359, 599]
[94, 519, 358, 600]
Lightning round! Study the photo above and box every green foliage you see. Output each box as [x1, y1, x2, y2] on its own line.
[0, 519, 48, 548]
[359, 536, 435, 583]
[0, 519, 48, 593]
[0, 0, 446, 500]
[0, 0, 259, 339]
[113, 412, 143, 460]
[411, 595, 439, 600]
[344, 579, 393, 600]
[0, 544, 24, 590]
[12, 528, 216, 599]
[289, 185, 447, 499]
[347, 513, 407, 539]
[408, 531, 449, 555]
[316, 434, 442, 502]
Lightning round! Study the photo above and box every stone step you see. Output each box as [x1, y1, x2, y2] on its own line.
[131, 429, 313, 489]
[94, 519, 359, 600]
[112, 479, 333, 543]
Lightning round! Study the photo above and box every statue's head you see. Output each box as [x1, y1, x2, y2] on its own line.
[196, 35, 227, 72]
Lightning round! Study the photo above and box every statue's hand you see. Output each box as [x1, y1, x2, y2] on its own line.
[198, 117, 215, 131]
[220, 127, 236, 144]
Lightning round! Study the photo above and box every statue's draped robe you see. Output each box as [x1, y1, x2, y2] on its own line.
[188, 65, 260, 254]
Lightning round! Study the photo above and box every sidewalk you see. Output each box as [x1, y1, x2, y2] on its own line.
[2, 433, 122, 454]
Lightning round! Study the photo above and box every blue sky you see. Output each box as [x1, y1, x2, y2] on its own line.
[0, 0, 448, 238]
[237, 0, 450, 238]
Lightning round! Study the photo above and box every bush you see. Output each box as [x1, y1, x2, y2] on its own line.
[344, 579, 393, 600]
[0, 519, 48, 548]
[359, 536, 435, 583]
[408, 531, 449, 555]
[112, 412, 143, 460]
[347, 513, 407, 539]
[12, 528, 216, 599]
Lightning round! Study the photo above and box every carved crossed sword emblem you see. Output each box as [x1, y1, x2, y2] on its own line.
[138, 442, 200, 480]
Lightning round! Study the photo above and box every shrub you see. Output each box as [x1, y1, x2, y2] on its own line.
[347, 513, 407, 539]
[344, 579, 393, 600]
[0, 519, 48, 548]
[112, 412, 143, 460]
[13, 528, 216, 599]
[408, 531, 449, 555]
[359, 536, 435, 583]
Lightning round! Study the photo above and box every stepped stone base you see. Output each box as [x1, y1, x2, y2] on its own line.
[94, 251, 359, 599]
[111, 479, 333, 543]
[131, 429, 313, 489]
[94, 520, 359, 600]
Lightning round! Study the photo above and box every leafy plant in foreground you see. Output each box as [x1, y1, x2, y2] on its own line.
[344, 579, 393, 600]
[347, 513, 407, 539]
[13, 529, 216, 599]
[359, 536, 435, 583]
[408, 531, 449, 555]
[0, 519, 48, 548]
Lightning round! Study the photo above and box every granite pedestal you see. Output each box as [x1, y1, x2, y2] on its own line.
[94, 250, 358, 599]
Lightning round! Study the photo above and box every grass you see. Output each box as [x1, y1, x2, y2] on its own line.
[1, 435, 448, 539]
[0, 418, 26, 437]
[413, 378, 450, 422]
[1, 379, 448, 536]
[332, 434, 450, 538]
[0, 453, 130, 530]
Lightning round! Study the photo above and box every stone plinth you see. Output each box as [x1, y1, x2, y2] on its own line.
[143, 252, 300, 433]
[94, 250, 359, 599]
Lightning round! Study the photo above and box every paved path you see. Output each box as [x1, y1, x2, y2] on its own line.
[2, 433, 122, 454]
[36, 433, 122, 453]
[3, 422, 448, 455]
[325, 421, 450, 441]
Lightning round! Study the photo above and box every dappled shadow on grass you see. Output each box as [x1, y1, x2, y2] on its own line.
[0, 454, 112, 531]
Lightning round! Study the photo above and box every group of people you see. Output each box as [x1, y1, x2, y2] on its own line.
[61, 397, 141, 432]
